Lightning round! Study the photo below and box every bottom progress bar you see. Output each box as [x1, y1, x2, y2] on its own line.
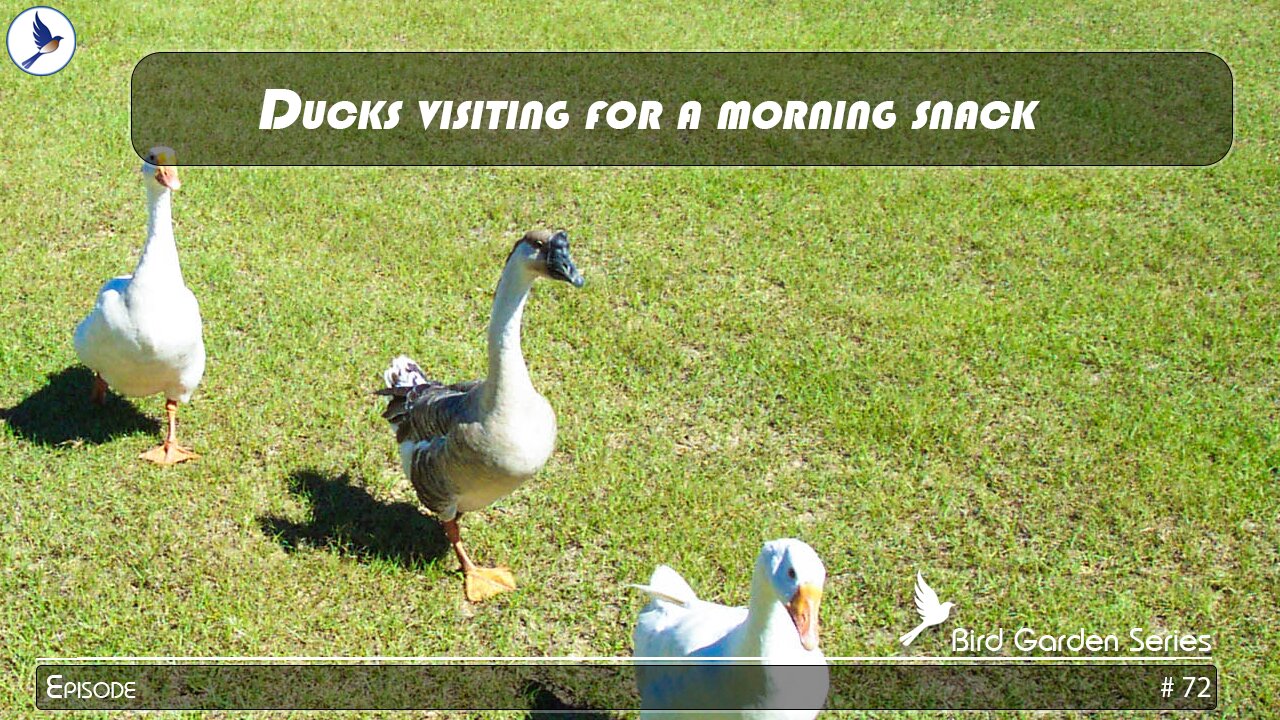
[35, 658, 1217, 711]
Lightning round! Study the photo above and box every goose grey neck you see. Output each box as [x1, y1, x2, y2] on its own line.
[483, 254, 537, 407]
[131, 186, 183, 288]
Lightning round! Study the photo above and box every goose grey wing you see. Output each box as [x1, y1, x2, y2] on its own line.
[378, 379, 481, 443]
[405, 435, 461, 518]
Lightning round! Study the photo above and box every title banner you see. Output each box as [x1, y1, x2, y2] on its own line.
[130, 52, 1232, 166]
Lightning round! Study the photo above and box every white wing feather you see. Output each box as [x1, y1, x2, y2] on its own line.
[630, 565, 698, 608]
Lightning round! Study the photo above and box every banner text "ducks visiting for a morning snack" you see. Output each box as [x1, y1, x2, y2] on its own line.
[131, 52, 1232, 166]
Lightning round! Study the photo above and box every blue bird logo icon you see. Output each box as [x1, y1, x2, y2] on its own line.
[21, 12, 63, 70]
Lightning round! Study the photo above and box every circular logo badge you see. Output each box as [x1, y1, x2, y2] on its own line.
[7, 6, 75, 76]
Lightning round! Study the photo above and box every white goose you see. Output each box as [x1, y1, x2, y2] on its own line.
[378, 229, 584, 601]
[632, 539, 829, 720]
[73, 147, 205, 465]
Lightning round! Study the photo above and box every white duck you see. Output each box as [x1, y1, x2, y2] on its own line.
[377, 229, 584, 601]
[73, 146, 205, 465]
[632, 539, 829, 720]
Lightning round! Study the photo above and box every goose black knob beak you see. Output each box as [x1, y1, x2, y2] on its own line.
[544, 230, 584, 287]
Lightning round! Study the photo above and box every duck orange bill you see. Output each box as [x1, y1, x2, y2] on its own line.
[786, 583, 822, 651]
[156, 166, 181, 190]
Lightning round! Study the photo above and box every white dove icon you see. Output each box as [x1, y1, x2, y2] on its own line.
[899, 572, 954, 647]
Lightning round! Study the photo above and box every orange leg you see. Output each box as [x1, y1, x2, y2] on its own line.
[443, 517, 516, 602]
[89, 374, 108, 405]
[139, 399, 198, 465]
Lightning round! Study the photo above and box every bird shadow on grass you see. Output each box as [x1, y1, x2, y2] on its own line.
[1, 366, 160, 446]
[521, 679, 616, 719]
[258, 469, 451, 570]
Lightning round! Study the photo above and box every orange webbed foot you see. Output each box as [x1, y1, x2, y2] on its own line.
[89, 375, 108, 406]
[139, 442, 199, 465]
[463, 566, 517, 602]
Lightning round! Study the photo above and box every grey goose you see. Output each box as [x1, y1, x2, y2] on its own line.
[377, 229, 584, 601]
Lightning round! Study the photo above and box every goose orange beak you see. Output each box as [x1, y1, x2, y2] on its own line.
[155, 165, 180, 190]
[787, 583, 822, 651]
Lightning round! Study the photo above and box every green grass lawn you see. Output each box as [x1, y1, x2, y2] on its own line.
[1, 0, 1277, 717]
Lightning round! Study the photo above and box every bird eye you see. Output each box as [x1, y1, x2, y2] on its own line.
[787, 568, 796, 579]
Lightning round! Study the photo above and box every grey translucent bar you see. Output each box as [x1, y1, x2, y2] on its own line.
[36, 662, 1216, 711]
[130, 52, 1232, 166]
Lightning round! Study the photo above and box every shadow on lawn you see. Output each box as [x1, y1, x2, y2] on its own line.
[521, 679, 614, 719]
[1, 365, 160, 446]
[258, 469, 450, 568]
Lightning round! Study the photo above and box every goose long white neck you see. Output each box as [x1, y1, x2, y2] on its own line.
[734, 566, 795, 657]
[131, 186, 183, 289]
[483, 253, 537, 408]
